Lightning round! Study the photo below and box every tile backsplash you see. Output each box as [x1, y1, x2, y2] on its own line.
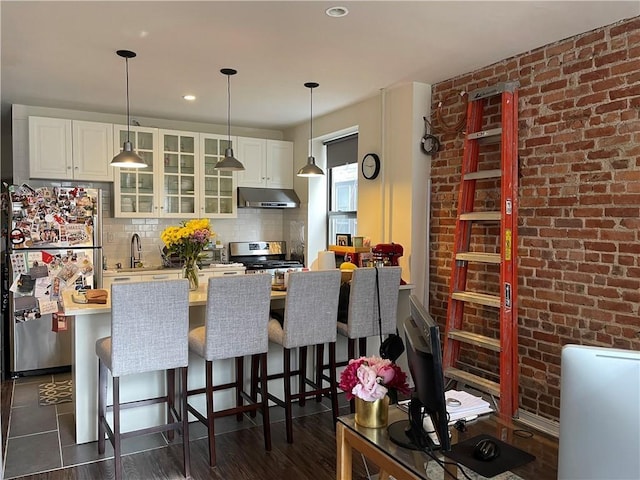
[101, 209, 290, 269]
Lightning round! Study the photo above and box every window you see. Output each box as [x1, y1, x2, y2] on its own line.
[326, 134, 358, 244]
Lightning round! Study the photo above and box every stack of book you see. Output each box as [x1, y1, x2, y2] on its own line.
[444, 389, 494, 423]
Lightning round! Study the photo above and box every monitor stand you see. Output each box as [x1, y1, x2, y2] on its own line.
[388, 420, 441, 452]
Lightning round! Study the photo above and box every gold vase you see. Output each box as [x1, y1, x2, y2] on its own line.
[354, 396, 389, 428]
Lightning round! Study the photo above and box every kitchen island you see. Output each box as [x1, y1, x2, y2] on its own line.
[63, 283, 413, 444]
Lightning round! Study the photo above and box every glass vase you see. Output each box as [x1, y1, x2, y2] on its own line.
[354, 396, 389, 428]
[183, 258, 199, 291]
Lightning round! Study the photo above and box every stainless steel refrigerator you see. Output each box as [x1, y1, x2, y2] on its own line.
[7, 185, 103, 376]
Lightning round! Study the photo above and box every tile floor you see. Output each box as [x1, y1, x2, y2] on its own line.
[3, 372, 341, 479]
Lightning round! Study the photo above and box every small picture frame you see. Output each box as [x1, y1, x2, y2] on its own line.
[336, 234, 351, 247]
[352, 236, 364, 248]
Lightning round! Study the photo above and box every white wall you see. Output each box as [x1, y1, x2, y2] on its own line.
[284, 82, 432, 299]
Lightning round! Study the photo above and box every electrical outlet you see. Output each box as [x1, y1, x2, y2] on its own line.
[107, 232, 115, 243]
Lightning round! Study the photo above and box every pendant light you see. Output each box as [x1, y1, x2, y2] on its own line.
[297, 82, 324, 177]
[215, 68, 245, 171]
[110, 50, 146, 168]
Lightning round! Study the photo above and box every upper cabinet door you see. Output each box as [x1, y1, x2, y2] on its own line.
[72, 121, 114, 181]
[159, 129, 199, 218]
[113, 125, 159, 218]
[266, 140, 293, 189]
[29, 117, 72, 179]
[236, 137, 267, 187]
[200, 133, 237, 218]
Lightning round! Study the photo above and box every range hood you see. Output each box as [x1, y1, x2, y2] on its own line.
[237, 187, 300, 209]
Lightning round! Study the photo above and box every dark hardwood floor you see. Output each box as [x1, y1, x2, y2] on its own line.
[1, 379, 372, 480]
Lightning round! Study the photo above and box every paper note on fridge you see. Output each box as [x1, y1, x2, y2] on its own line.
[38, 299, 59, 315]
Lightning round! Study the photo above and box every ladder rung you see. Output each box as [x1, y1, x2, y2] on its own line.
[463, 169, 502, 180]
[455, 252, 501, 264]
[447, 330, 501, 352]
[467, 127, 502, 141]
[468, 81, 520, 101]
[445, 367, 501, 397]
[459, 212, 500, 222]
[451, 291, 501, 308]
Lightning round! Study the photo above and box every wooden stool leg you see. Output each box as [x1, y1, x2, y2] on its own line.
[249, 354, 259, 418]
[358, 337, 367, 357]
[97, 360, 107, 454]
[284, 348, 294, 443]
[347, 338, 356, 360]
[113, 376, 122, 480]
[298, 346, 307, 407]
[206, 360, 216, 467]
[236, 356, 244, 421]
[180, 367, 191, 478]
[260, 352, 272, 452]
[167, 368, 175, 442]
[315, 343, 325, 402]
[329, 342, 339, 424]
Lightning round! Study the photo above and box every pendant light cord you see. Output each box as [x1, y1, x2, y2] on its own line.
[227, 74, 231, 142]
[309, 87, 313, 157]
[125, 57, 131, 142]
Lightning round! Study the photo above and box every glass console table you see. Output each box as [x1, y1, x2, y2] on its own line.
[336, 406, 558, 479]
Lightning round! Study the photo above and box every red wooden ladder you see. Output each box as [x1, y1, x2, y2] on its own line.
[443, 81, 520, 418]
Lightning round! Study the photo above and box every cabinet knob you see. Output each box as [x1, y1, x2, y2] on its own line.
[67, 166, 72, 170]
[74, 166, 79, 170]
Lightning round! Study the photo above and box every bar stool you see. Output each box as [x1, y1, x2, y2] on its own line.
[337, 266, 402, 359]
[262, 269, 342, 443]
[95, 279, 190, 480]
[186, 273, 272, 467]
[319, 267, 402, 409]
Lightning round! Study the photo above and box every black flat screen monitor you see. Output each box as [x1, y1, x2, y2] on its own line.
[388, 295, 451, 452]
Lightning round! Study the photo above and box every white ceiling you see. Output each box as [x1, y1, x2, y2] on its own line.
[2, 1, 638, 131]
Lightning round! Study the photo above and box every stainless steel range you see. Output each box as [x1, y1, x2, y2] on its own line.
[229, 241, 305, 288]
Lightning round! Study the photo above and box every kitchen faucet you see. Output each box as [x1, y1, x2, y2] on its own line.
[130, 233, 142, 268]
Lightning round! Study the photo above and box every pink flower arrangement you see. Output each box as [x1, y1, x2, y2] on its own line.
[339, 356, 410, 402]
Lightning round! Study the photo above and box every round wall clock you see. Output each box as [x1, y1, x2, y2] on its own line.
[361, 153, 380, 180]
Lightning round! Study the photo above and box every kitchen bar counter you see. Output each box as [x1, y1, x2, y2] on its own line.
[63, 283, 412, 444]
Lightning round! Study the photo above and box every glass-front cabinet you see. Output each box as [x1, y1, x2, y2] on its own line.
[113, 125, 158, 217]
[159, 130, 198, 218]
[200, 133, 237, 218]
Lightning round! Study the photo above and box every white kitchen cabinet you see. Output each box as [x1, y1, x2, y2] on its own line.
[102, 270, 182, 290]
[28, 117, 113, 181]
[266, 139, 294, 189]
[114, 129, 241, 219]
[159, 129, 199, 218]
[113, 125, 159, 218]
[236, 138, 293, 189]
[199, 133, 237, 218]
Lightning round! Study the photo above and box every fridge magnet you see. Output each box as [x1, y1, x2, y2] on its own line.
[10, 252, 27, 275]
[52, 313, 69, 332]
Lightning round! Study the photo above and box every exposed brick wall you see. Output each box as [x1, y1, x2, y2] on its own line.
[429, 16, 640, 421]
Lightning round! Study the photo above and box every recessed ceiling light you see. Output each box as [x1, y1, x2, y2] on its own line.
[183, 95, 196, 101]
[326, 6, 349, 18]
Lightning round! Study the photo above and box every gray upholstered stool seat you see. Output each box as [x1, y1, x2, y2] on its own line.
[186, 273, 272, 467]
[260, 269, 342, 443]
[96, 279, 191, 480]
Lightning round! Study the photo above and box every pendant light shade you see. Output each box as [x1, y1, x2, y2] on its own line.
[215, 68, 245, 171]
[297, 82, 324, 177]
[111, 50, 146, 168]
